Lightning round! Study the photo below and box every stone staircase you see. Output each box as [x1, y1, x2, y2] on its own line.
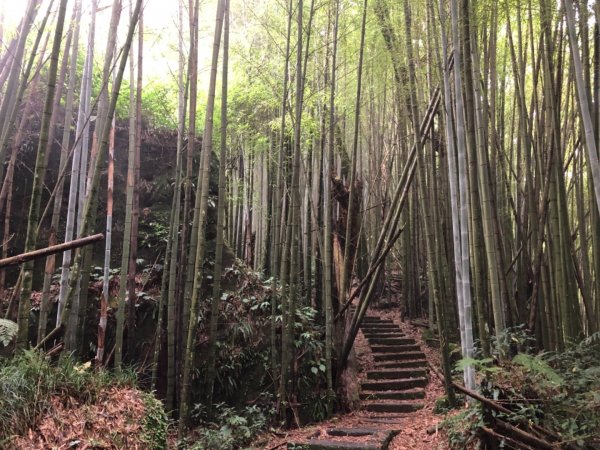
[359, 316, 428, 416]
[288, 315, 429, 450]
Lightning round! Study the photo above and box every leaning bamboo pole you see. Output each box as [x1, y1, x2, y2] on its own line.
[0, 234, 104, 269]
[340, 86, 443, 370]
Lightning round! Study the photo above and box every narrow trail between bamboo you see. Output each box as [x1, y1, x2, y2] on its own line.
[256, 306, 452, 450]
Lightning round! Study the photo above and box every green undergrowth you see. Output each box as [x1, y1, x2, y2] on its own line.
[421, 327, 440, 348]
[183, 403, 272, 450]
[444, 331, 600, 448]
[141, 392, 170, 449]
[192, 263, 330, 426]
[444, 405, 484, 449]
[175, 261, 331, 448]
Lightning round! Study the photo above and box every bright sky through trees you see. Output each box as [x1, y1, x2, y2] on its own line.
[0, 0, 217, 85]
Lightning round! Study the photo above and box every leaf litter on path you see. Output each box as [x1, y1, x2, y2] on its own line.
[254, 307, 454, 449]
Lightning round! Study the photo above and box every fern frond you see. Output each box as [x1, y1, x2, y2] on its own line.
[0, 319, 18, 347]
[513, 353, 564, 385]
[581, 331, 600, 347]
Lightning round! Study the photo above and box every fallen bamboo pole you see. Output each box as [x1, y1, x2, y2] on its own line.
[480, 426, 536, 450]
[0, 233, 104, 268]
[428, 361, 564, 446]
[496, 419, 553, 450]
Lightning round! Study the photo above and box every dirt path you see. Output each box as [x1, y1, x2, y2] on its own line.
[379, 309, 449, 450]
[255, 308, 451, 450]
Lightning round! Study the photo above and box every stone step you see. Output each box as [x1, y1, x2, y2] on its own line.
[362, 328, 403, 332]
[362, 331, 406, 336]
[362, 318, 393, 323]
[360, 323, 400, 331]
[361, 322, 394, 327]
[326, 428, 381, 437]
[287, 441, 381, 450]
[360, 418, 406, 425]
[361, 330, 400, 335]
[363, 334, 406, 340]
[373, 352, 426, 362]
[360, 388, 426, 401]
[288, 430, 396, 450]
[367, 337, 416, 346]
[361, 321, 398, 325]
[366, 368, 428, 380]
[361, 377, 428, 391]
[360, 328, 400, 334]
[363, 401, 424, 414]
[375, 359, 428, 369]
[371, 344, 421, 353]
[357, 413, 409, 420]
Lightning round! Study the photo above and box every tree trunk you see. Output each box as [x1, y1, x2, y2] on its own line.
[16, 0, 68, 349]
[206, 0, 229, 410]
[39, 1, 81, 344]
[178, 0, 225, 432]
[126, 5, 143, 362]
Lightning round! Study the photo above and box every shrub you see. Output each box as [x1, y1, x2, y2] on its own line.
[186, 403, 272, 450]
[444, 333, 600, 449]
[141, 392, 170, 449]
[442, 406, 484, 449]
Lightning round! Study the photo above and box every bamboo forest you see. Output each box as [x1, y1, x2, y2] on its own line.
[1, 0, 600, 448]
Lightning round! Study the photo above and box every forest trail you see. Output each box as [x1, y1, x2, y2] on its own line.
[262, 309, 449, 450]
[358, 315, 427, 418]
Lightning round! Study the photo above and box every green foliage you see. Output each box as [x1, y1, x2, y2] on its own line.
[512, 353, 564, 385]
[445, 335, 600, 448]
[186, 403, 272, 450]
[421, 328, 438, 347]
[491, 324, 536, 356]
[212, 345, 267, 399]
[483, 339, 600, 447]
[190, 268, 274, 406]
[581, 330, 600, 347]
[539, 340, 600, 442]
[140, 79, 179, 129]
[0, 351, 135, 445]
[139, 213, 171, 251]
[89, 266, 120, 282]
[292, 306, 332, 423]
[115, 79, 131, 122]
[454, 356, 500, 379]
[0, 318, 18, 347]
[442, 405, 484, 449]
[229, 76, 280, 139]
[433, 395, 452, 414]
[140, 392, 170, 450]
[203, 268, 331, 425]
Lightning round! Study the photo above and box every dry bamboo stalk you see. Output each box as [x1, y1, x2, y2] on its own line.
[0, 234, 103, 268]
